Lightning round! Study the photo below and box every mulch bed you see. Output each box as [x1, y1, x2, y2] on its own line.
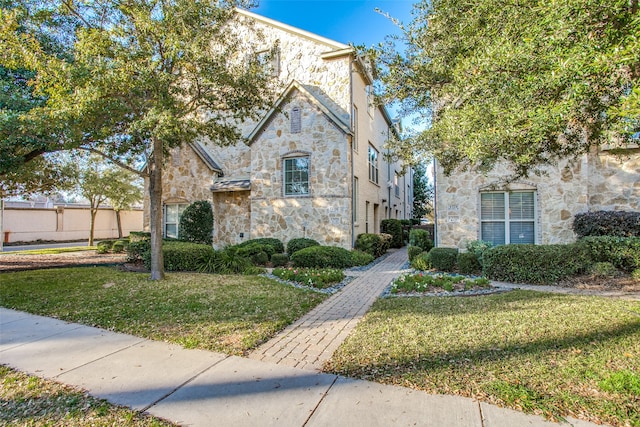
[0, 252, 127, 272]
[556, 273, 640, 293]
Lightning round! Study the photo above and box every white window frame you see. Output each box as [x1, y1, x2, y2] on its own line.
[352, 104, 358, 152]
[353, 176, 359, 223]
[283, 156, 310, 197]
[480, 191, 536, 245]
[368, 144, 379, 184]
[164, 203, 188, 239]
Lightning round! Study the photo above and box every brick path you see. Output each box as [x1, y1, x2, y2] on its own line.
[249, 247, 408, 371]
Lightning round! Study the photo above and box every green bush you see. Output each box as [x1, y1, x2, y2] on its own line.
[466, 240, 494, 267]
[287, 238, 320, 255]
[127, 240, 150, 263]
[407, 245, 424, 262]
[235, 238, 284, 254]
[236, 242, 275, 260]
[252, 251, 269, 266]
[128, 231, 150, 242]
[632, 269, 640, 281]
[290, 246, 353, 268]
[409, 229, 434, 252]
[590, 262, 620, 278]
[457, 252, 481, 275]
[411, 252, 431, 271]
[197, 246, 260, 275]
[111, 239, 128, 253]
[143, 241, 215, 272]
[178, 200, 213, 245]
[354, 233, 389, 258]
[483, 243, 590, 284]
[573, 210, 640, 238]
[350, 250, 375, 266]
[96, 240, 115, 254]
[580, 236, 640, 272]
[381, 219, 404, 248]
[271, 253, 289, 267]
[428, 247, 459, 272]
[272, 267, 345, 289]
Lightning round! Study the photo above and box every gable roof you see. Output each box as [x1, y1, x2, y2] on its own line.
[189, 142, 224, 176]
[246, 80, 352, 144]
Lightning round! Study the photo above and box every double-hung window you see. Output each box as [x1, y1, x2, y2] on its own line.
[284, 156, 310, 196]
[480, 191, 535, 245]
[368, 145, 379, 184]
[164, 203, 188, 239]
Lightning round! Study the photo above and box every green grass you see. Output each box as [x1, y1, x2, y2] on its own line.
[0, 365, 174, 426]
[0, 267, 327, 355]
[0, 246, 96, 255]
[325, 291, 640, 427]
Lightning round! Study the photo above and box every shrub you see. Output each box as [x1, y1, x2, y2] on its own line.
[428, 247, 459, 272]
[127, 240, 150, 263]
[579, 236, 640, 272]
[381, 219, 404, 248]
[350, 250, 375, 266]
[236, 242, 275, 260]
[96, 240, 115, 254]
[632, 269, 640, 281]
[235, 238, 284, 254]
[407, 245, 424, 262]
[111, 239, 128, 253]
[457, 252, 481, 274]
[411, 252, 431, 271]
[143, 241, 214, 272]
[287, 238, 320, 255]
[290, 246, 353, 268]
[466, 240, 494, 266]
[178, 200, 214, 245]
[573, 211, 640, 238]
[128, 231, 150, 242]
[271, 253, 289, 267]
[409, 229, 434, 252]
[197, 247, 260, 275]
[483, 243, 590, 284]
[590, 262, 620, 278]
[354, 233, 389, 258]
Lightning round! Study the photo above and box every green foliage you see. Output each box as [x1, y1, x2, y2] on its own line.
[483, 244, 590, 284]
[372, 0, 640, 177]
[111, 239, 127, 253]
[197, 247, 261, 275]
[598, 370, 640, 396]
[590, 262, 620, 278]
[270, 253, 289, 268]
[272, 267, 345, 289]
[350, 250, 375, 267]
[286, 238, 320, 255]
[407, 245, 424, 262]
[127, 240, 150, 263]
[96, 240, 115, 254]
[632, 269, 640, 281]
[410, 252, 431, 271]
[428, 247, 459, 272]
[466, 240, 494, 267]
[391, 272, 490, 294]
[235, 242, 275, 265]
[573, 211, 640, 238]
[128, 232, 150, 242]
[409, 229, 433, 252]
[580, 236, 640, 272]
[354, 233, 390, 258]
[457, 252, 481, 275]
[178, 200, 213, 245]
[412, 163, 433, 220]
[143, 241, 214, 272]
[380, 219, 403, 248]
[235, 238, 284, 254]
[290, 246, 353, 269]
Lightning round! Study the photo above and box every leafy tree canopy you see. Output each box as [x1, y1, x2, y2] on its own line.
[412, 162, 432, 220]
[373, 0, 640, 178]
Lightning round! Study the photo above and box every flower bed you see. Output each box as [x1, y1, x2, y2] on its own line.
[389, 272, 492, 295]
[272, 267, 345, 289]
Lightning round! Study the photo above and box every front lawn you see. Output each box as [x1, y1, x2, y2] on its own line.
[0, 267, 327, 355]
[325, 290, 640, 427]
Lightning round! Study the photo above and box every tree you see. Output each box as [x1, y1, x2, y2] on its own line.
[373, 0, 640, 178]
[1, 1, 275, 279]
[103, 171, 143, 239]
[178, 200, 213, 245]
[412, 163, 433, 220]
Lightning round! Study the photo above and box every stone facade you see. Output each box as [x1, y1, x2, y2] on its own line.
[149, 9, 413, 249]
[435, 147, 640, 249]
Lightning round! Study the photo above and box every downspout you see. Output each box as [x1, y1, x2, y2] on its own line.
[432, 158, 438, 247]
[350, 55, 356, 248]
[387, 129, 391, 219]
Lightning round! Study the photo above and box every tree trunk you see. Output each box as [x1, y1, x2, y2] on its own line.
[115, 209, 123, 238]
[149, 137, 165, 280]
[89, 206, 97, 246]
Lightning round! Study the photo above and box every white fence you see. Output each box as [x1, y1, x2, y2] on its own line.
[2, 206, 143, 243]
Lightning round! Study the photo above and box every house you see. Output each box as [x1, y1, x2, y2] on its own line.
[434, 146, 640, 249]
[146, 9, 414, 249]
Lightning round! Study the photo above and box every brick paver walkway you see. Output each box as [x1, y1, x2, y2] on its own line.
[249, 248, 408, 371]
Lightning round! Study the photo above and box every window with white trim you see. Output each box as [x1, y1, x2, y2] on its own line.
[284, 156, 310, 196]
[352, 105, 358, 151]
[480, 191, 536, 245]
[353, 176, 359, 223]
[368, 144, 379, 184]
[164, 203, 188, 239]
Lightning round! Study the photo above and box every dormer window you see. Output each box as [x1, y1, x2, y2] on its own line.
[291, 107, 301, 133]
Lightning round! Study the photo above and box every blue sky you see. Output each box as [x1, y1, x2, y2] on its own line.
[252, 0, 415, 47]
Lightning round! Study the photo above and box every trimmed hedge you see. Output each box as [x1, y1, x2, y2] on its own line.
[287, 238, 320, 255]
[271, 253, 290, 267]
[428, 247, 458, 272]
[381, 219, 404, 248]
[411, 252, 431, 271]
[466, 240, 494, 267]
[178, 200, 213, 245]
[579, 236, 640, 272]
[290, 246, 353, 268]
[407, 245, 423, 262]
[350, 250, 375, 266]
[143, 241, 215, 272]
[457, 252, 481, 275]
[483, 243, 590, 284]
[409, 229, 434, 252]
[354, 233, 390, 258]
[235, 238, 284, 254]
[573, 210, 640, 238]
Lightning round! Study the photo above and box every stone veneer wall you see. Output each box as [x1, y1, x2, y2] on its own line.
[212, 191, 251, 248]
[248, 90, 352, 248]
[435, 150, 639, 249]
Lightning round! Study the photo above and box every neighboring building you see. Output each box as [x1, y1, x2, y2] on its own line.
[146, 9, 413, 249]
[434, 146, 640, 249]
